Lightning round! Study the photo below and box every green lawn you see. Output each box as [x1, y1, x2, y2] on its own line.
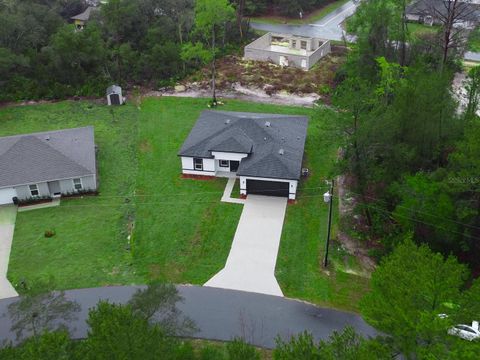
[407, 23, 439, 40]
[2, 97, 369, 311]
[250, 0, 350, 25]
[468, 26, 480, 52]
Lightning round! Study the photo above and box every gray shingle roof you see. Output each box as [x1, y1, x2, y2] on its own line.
[179, 111, 308, 180]
[406, 0, 480, 22]
[0, 127, 96, 188]
[71, 6, 98, 21]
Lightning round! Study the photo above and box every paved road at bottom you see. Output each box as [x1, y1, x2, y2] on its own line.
[0, 285, 377, 349]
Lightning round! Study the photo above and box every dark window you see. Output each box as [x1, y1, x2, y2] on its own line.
[194, 158, 203, 171]
[300, 41, 307, 50]
[219, 160, 229, 167]
[73, 178, 83, 191]
[292, 40, 297, 47]
[29, 184, 39, 197]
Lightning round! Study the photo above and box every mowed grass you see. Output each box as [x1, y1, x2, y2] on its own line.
[2, 97, 370, 311]
[1, 102, 142, 289]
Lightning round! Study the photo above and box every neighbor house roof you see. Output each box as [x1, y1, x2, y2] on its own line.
[71, 6, 98, 21]
[406, 0, 480, 21]
[0, 127, 96, 188]
[179, 111, 308, 180]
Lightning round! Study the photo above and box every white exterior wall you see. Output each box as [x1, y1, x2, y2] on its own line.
[212, 151, 249, 174]
[211, 151, 248, 161]
[239, 176, 298, 200]
[14, 182, 50, 200]
[181, 156, 215, 176]
[59, 175, 96, 193]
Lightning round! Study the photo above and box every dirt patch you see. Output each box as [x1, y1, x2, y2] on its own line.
[176, 53, 346, 105]
[148, 264, 162, 280]
[0, 96, 105, 108]
[139, 139, 152, 153]
[336, 174, 377, 273]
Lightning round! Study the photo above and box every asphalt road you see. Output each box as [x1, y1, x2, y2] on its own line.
[250, 1, 359, 41]
[0, 285, 377, 349]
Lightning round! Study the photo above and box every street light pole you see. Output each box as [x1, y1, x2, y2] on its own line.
[323, 179, 334, 268]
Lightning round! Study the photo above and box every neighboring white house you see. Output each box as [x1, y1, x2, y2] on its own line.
[244, 32, 331, 70]
[0, 127, 97, 205]
[178, 111, 308, 200]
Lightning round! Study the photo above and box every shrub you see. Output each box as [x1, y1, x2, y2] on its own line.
[45, 230, 56, 238]
[226, 338, 260, 360]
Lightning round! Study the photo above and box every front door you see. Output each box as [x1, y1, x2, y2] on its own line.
[48, 181, 61, 196]
[110, 94, 120, 105]
[230, 161, 240, 172]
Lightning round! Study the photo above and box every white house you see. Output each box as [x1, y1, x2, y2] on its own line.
[178, 111, 308, 200]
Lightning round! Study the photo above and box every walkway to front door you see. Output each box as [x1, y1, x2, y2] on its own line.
[205, 195, 287, 297]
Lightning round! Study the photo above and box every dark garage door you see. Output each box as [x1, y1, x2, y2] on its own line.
[246, 179, 289, 197]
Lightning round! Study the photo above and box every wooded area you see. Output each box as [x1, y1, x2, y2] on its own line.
[334, 0, 480, 275]
[0, 0, 247, 101]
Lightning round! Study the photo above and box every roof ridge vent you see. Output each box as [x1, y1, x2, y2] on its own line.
[265, 121, 271, 127]
[279, 148, 284, 155]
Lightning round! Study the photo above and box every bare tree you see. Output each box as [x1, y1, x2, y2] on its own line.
[427, 0, 476, 66]
[233, 0, 246, 39]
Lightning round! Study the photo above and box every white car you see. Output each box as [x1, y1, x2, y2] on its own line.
[448, 322, 480, 341]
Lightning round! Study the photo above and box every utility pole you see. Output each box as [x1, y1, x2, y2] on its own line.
[323, 179, 334, 268]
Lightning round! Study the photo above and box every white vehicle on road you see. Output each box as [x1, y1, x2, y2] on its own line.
[448, 321, 480, 341]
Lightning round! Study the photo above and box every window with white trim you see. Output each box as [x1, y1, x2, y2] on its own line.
[300, 41, 307, 50]
[219, 160, 229, 168]
[194, 158, 203, 171]
[29, 184, 39, 197]
[73, 178, 83, 191]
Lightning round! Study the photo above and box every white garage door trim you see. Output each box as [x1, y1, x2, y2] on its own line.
[0, 188, 17, 205]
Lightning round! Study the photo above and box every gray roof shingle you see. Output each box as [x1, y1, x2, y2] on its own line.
[71, 6, 98, 21]
[406, 0, 480, 22]
[0, 127, 96, 188]
[179, 111, 308, 180]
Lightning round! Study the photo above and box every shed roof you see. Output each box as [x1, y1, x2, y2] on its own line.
[106, 85, 122, 96]
[179, 111, 308, 180]
[0, 127, 96, 188]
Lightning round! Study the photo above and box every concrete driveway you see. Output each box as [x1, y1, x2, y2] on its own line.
[0, 205, 18, 299]
[205, 195, 287, 297]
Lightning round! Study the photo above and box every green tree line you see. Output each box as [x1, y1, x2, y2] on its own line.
[333, 0, 480, 274]
[0, 0, 247, 101]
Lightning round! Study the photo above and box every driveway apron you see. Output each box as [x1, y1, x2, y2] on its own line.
[205, 195, 287, 296]
[0, 205, 18, 299]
